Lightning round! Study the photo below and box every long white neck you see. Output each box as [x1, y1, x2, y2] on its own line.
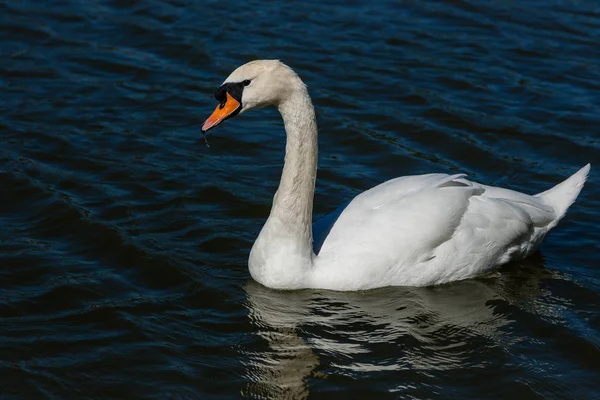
[273, 87, 318, 239]
[249, 81, 318, 289]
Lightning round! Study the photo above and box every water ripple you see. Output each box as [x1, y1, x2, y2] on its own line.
[1, 0, 599, 398]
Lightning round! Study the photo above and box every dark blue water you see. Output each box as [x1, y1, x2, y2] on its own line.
[1, 0, 600, 398]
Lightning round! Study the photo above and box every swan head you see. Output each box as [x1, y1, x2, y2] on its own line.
[201, 60, 302, 132]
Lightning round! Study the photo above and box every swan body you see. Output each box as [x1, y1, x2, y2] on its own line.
[201, 60, 590, 291]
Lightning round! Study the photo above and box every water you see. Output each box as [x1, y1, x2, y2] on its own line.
[1, 0, 600, 398]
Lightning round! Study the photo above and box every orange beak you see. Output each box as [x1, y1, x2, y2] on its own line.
[201, 92, 241, 132]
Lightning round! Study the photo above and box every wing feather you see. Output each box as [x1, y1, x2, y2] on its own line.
[311, 173, 558, 289]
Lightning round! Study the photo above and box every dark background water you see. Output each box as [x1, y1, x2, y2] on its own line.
[1, 0, 600, 398]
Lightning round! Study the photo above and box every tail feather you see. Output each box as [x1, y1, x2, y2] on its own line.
[535, 164, 590, 225]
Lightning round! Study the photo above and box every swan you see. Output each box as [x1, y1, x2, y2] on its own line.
[201, 60, 590, 291]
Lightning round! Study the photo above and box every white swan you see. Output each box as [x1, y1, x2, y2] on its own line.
[201, 60, 590, 291]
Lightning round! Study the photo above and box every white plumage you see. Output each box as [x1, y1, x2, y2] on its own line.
[202, 60, 590, 291]
[310, 168, 589, 289]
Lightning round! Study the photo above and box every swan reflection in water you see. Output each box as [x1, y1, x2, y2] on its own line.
[241, 254, 557, 398]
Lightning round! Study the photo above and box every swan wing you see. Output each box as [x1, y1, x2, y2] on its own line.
[312, 173, 463, 254]
[312, 174, 556, 289]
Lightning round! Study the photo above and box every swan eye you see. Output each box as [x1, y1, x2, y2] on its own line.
[243, 79, 251, 86]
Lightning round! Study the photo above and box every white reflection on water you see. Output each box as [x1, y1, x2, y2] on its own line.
[241, 255, 553, 397]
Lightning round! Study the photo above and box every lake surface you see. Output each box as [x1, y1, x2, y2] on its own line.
[1, 0, 600, 398]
